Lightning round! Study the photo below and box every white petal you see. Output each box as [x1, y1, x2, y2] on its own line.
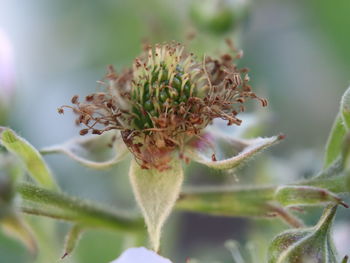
[111, 247, 172, 263]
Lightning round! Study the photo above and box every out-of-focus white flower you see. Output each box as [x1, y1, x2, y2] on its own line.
[333, 222, 350, 258]
[110, 247, 172, 263]
[0, 28, 15, 104]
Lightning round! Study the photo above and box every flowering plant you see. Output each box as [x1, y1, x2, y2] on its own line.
[0, 40, 349, 262]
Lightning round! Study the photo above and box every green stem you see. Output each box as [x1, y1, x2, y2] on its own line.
[176, 174, 349, 219]
[16, 174, 348, 230]
[17, 183, 143, 233]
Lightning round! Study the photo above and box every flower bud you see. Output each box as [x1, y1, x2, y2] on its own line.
[268, 205, 340, 263]
[190, 0, 250, 34]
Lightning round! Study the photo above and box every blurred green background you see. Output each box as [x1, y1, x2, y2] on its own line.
[0, 0, 350, 262]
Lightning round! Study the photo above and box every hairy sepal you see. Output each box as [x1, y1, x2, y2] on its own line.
[129, 159, 183, 252]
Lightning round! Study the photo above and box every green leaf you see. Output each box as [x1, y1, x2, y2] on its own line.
[341, 86, 350, 129]
[324, 87, 350, 169]
[188, 135, 283, 170]
[41, 130, 128, 169]
[0, 128, 57, 190]
[275, 185, 348, 208]
[324, 115, 347, 169]
[129, 159, 184, 252]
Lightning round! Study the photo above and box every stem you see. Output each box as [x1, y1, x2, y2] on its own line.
[17, 183, 143, 233]
[177, 174, 349, 220]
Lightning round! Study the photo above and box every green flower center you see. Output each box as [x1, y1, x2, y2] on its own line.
[131, 62, 196, 130]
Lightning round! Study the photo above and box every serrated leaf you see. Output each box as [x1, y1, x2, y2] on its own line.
[129, 159, 183, 252]
[41, 130, 128, 169]
[0, 128, 56, 189]
[275, 185, 348, 208]
[187, 135, 283, 170]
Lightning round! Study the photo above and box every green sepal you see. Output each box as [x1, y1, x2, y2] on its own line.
[61, 224, 84, 259]
[275, 185, 348, 208]
[129, 159, 184, 252]
[41, 130, 128, 170]
[0, 128, 57, 190]
[188, 135, 283, 170]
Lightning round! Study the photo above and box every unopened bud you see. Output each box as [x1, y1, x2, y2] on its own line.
[268, 205, 341, 263]
[190, 0, 250, 34]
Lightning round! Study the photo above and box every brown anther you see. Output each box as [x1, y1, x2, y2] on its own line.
[85, 95, 94, 101]
[79, 129, 89, 136]
[261, 98, 268, 107]
[92, 129, 102, 135]
[71, 95, 79, 104]
[106, 101, 113, 108]
[211, 154, 217, 161]
[57, 108, 64, 114]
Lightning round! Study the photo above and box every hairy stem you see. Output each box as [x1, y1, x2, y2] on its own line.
[17, 183, 143, 233]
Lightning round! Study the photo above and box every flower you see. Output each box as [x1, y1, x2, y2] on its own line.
[0, 29, 15, 120]
[110, 247, 172, 263]
[51, 42, 281, 252]
[59, 42, 267, 171]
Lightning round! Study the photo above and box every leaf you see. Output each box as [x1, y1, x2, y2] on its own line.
[187, 134, 283, 170]
[62, 224, 84, 259]
[129, 159, 184, 252]
[324, 86, 350, 169]
[1, 212, 37, 255]
[275, 185, 348, 208]
[341, 86, 350, 129]
[324, 115, 347, 169]
[40, 130, 128, 169]
[0, 128, 57, 190]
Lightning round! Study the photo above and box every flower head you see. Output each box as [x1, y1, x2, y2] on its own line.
[60, 42, 266, 170]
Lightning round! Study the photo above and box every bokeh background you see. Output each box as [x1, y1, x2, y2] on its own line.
[0, 0, 350, 262]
